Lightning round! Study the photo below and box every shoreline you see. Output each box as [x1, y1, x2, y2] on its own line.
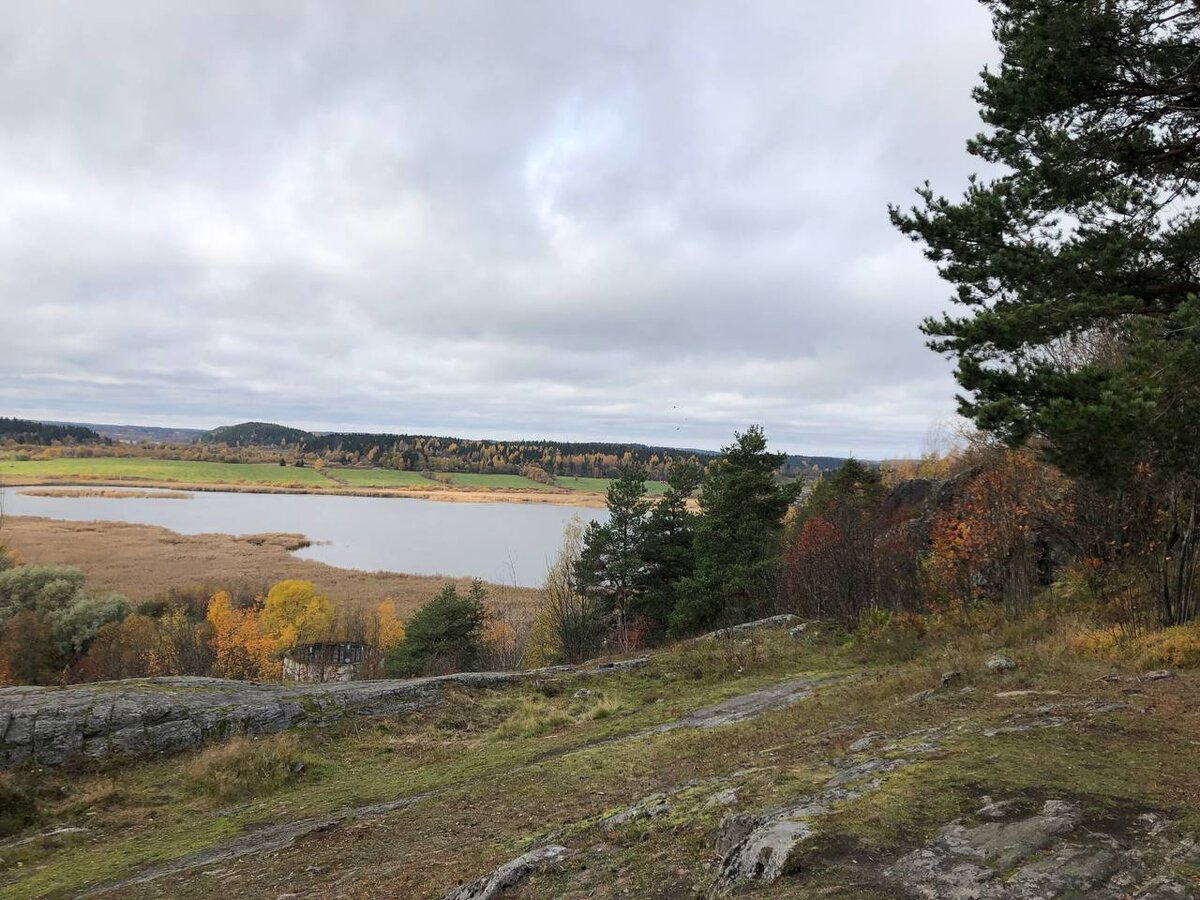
[0, 475, 610, 508]
[0, 515, 544, 610]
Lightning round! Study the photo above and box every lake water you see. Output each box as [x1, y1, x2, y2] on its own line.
[0, 488, 604, 587]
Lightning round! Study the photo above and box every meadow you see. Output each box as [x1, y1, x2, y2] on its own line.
[441, 472, 561, 491]
[0, 456, 673, 498]
[0, 457, 331, 487]
[4, 620, 1198, 899]
[555, 475, 670, 496]
[326, 467, 432, 488]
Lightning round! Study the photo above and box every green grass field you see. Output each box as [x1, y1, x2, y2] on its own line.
[0, 457, 332, 487]
[443, 472, 562, 491]
[555, 476, 671, 496]
[0, 457, 675, 497]
[328, 468, 433, 488]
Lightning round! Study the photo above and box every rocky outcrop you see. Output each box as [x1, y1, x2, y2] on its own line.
[602, 794, 671, 829]
[710, 748, 921, 895]
[0, 657, 651, 768]
[442, 845, 570, 900]
[655, 675, 833, 733]
[886, 799, 1198, 899]
[698, 615, 800, 640]
[985, 653, 1018, 673]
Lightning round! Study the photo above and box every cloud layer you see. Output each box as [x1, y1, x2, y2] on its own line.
[0, 1, 997, 457]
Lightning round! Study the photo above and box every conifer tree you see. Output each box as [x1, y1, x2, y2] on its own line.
[891, 0, 1200, 622]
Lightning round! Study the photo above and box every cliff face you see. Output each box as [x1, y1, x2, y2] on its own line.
[0, 657, 653, 768]
[0, 674, 488, 767]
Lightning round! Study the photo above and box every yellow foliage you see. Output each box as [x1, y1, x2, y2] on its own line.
[259, 580, 334, 650]
[206, 591, 280, 680]
[374, 599, 406, 651]
[1069, 625, 1124, 657]
[483, 617, 517, 657]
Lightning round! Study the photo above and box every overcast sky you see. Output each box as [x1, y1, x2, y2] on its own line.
[0, 1, 997, 457]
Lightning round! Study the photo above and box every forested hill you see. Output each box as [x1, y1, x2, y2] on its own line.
[196, 421, 849, 480]
[781, 454, 860, 476]
[303, 432, 720, 480]
[0, 417, 107, 445]
[197, 421, 313, 447]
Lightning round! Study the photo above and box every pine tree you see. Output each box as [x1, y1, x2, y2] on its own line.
[890, 0, 1200, 622]
[576, 464, 651, 648]
[670, 427, 800, 634]
[635, 461, 702, 636]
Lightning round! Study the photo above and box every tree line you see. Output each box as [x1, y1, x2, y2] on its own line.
[525, 425, 801, 664]
[0, 418, 107, 446]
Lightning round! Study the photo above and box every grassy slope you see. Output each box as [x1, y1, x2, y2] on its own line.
[3, 617, 1199, 899]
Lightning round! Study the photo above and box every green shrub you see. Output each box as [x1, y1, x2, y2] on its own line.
[49, 593, 132, 655]
[0, 774, 37, 837]
[385, 581, 487, 677]
[0, 565, 86, 628]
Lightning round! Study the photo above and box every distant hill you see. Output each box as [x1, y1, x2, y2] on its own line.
[0, 417, 107, 445]
[46, 421, 207, 445]
[781, 454, 863, 477]
[198, 421, 314, 448]
[195, 421, 849, 480]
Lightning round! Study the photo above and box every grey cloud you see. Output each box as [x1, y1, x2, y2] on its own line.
[0, 0, 997, 457]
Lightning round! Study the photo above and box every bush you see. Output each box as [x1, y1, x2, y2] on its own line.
[183, 734, 311, 801]
[0, 611, 59, 685]
[0, 565, 86, 627]
[385, 582, 487, 677]
[0, 773, 37, 837]
[1071, 621, 1200, 669]
[49, 593, 132, 655]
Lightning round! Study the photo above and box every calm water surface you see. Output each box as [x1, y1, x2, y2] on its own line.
[0, 488, 603, 586]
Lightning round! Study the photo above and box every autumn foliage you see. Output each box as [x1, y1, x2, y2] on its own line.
[207, 591, 281, 680]
[926, 450, 1066, 612]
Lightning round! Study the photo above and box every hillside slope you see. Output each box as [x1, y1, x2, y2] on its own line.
[1, 619, 1197, 899]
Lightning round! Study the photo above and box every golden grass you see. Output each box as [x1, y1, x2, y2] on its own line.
[1071, 620, 1200, 669]
[0, 516, 542, 613]
[182, 734, 312, 801]
[19, 488, 193, 499]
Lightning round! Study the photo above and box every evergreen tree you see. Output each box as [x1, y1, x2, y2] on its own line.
[670, 427, 801, 634]
[635, 460, 702, 636]
[384, 581, 487, 677]
[890, 0, 1200, 623]
[576, 464, 651, 647]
